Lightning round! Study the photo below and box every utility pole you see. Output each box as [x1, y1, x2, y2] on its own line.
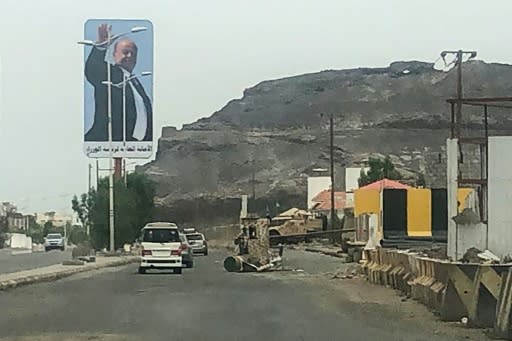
[96, 160, 100, 189]
[107, 27, 115, 252]
[251, 163, 256, 201]
[441, 50, 477, 137]
[329, 113, 336, 236]
[88, 163, 92, 192]
[123, 159, 127, 186]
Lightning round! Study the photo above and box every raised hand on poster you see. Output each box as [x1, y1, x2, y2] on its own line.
[97, 23, 111, 45]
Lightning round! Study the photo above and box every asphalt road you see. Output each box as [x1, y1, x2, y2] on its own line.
[0, 249, 488, 341]
[0, 249, 72, 274]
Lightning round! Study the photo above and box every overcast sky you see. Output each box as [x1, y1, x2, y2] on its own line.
[0, 0, 510, 214]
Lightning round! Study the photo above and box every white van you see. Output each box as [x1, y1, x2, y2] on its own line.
[138, 222, 184, 274]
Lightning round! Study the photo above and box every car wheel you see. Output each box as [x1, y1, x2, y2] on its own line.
[204, 249, 208, 256]
[174, 267, 182, 274]
[138, 267, 146, 274]
[61, 247, 65, 251]
[45, 247, 49, 252]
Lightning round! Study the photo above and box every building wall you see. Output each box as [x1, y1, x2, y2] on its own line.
[345, 167, 369, 192]
[354, 189, 380, 217]
[36, 212, 72, 228]
[407, 188, 431, 237]
[307, 176, 331, 209]
[345, 167, 369, 209]
[355, 184, 472, 244]
[488, 137, 512, 259]
[457, 188, 473, 213]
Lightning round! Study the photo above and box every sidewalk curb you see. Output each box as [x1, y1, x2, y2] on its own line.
[0, 256, 139, 291]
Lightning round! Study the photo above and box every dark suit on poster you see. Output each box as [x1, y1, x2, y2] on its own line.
[84, 47, 153, 142]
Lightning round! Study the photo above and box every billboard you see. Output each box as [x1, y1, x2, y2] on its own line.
[82, 19, 154, 158]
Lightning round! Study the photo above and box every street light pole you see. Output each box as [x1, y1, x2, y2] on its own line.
[329, 113, 336, 235]
[107, 28, 115, 252]
[123, 158, 127, 186]
[123, 72, 127, 151]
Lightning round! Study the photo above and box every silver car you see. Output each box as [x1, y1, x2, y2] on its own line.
[44, 233, 65, 251]
[185, 233, 208, 255]
[179, 233, 194, 268]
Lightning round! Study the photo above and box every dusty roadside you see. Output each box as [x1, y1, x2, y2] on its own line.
[261, 249, 491, 341]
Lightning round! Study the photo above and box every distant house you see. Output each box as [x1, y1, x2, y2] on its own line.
[358, 178, 411, 191]
[311, 189, 346, 219]
[311, 190, 346, 210]
[35, 211, 72, 228]
[7, 213, 24, 230]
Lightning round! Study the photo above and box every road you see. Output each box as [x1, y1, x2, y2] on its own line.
[0, 249, 488, 341]
[0, 249, 72, 274]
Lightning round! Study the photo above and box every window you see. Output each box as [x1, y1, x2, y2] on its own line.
[142, 229, 180, 243]
[185, 234, 203, 241]
[46, 233, 62, 239]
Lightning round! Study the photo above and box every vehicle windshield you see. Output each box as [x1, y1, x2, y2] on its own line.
[186, 234, 203, 241]
[46, 234, 62, 239]
[143, 229, 180, 243]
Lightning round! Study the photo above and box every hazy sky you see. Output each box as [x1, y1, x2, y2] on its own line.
[0, 0, 511, 213]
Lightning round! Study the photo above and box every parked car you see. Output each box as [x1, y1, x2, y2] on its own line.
[138, 222, 185, 274]
[183, 227, 196, 235]
[185, 232, 208, 255]
[44, 233, 65, 251]
[179, 233, 194, 268]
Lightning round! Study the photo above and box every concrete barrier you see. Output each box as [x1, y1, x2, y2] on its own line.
[495, 267, 512, 338]
[362, 247, 512, 339]
[10, 233, 31, 249]
[467, 265, 509, 328]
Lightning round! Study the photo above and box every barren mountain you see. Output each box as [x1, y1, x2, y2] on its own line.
[141, 60, 512, 224]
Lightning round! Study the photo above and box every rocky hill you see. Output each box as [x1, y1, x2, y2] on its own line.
[142, 60, 512, 225]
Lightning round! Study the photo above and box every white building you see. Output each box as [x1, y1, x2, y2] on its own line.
[345, 167, 369, 208]
[307, 176, 331, 209]
[35, 211, 73, 228]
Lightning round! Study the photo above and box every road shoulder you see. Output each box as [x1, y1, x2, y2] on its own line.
[0, 256, 139, 291]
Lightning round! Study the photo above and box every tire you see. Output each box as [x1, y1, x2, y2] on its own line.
[138, 267, 146, 274]
[61, 247, 65, 251]
[45, 247, 49, 252]
[174, 267, 182, 274]
[204, 249, 208, 256]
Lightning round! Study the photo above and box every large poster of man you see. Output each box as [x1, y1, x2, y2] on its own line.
[82, 19, 154, 158]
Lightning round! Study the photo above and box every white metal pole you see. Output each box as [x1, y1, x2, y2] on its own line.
[107, 28, 115, 252]
[124, 158, 127, 186]
[123, 73, 127, 149]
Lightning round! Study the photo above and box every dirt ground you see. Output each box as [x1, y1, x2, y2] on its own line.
[262, 249, 492, 341]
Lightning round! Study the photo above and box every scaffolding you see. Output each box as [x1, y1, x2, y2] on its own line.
[446, 96, 512, 223]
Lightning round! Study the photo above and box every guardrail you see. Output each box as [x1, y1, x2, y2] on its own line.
[363, 248, 512, 339]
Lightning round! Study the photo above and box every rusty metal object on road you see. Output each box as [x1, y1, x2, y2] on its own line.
[224, 256, 244, 272]
[225, 217, 283, 273]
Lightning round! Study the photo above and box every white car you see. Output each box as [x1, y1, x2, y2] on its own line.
[44, 233, 65, 251]
[185, 232, 208, 255]
[138, 222, 185, 274]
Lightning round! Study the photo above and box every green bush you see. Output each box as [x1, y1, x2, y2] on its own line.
[68, 228, 89, 245]
[72, 173, 155, 250]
